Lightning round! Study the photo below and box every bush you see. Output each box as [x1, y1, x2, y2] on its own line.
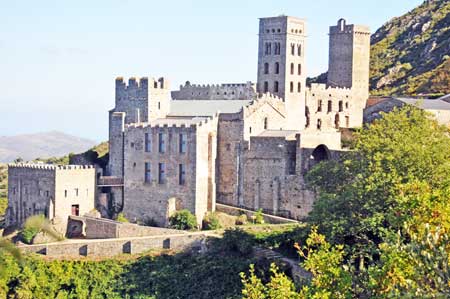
[235, 214, 248, 225]
[169, 210, 198, 230]
[20, 226, 40, 244]
[218, 228, 254, 256]
[254, 209, 264, 224]
[116, 212, 129, 223]
[202, 212, 222, 230]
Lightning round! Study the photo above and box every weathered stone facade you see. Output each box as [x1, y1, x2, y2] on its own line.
[6, 164, 96, 233]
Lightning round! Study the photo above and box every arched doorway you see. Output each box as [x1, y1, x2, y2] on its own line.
[311, 144, 330, 163]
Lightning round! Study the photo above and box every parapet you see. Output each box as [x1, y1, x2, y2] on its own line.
[329, 18, 370, 35]
[8, 163, 95, 171]
[125, 113, 220, 131]
[115, 76, 170, 92]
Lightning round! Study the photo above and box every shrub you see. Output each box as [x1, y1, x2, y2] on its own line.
[20, 226, 40, 244]
[219, 228, 254, 256]
[254, 209, 264, 224]
[235, 214, 248, 225]
[169, 210, 198, 230]
[116, 212, 129, 223]
[202, 212, 222, 230]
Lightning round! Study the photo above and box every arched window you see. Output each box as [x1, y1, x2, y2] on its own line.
[264, 117, 268, 129]
[264, 63, 269, 74]
[317, 100, 322, 112]
[263, 81, 269, 93]
[327, 100, 332, 113]
[291, 44, 295, 55]
[274, 42, 281, 55]
[305, 106, 310, 128]
[274, 81, 279, 93]
[298, 64, 302, 75]
[290, 82, 294, 93]
[317, 119, 322, 130]
[265, 43, 272, 55]
[297, 82, 301, 93]
[339, 101, 343, 112]
[275, 62, 279, 74]
[290, 63, 294, 75]
[335, 114, 340, 129]
[297, 44, 302, 56]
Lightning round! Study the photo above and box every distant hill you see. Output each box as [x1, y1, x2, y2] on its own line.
[309, 0, 450, 97]
[0, 131, 97, 163]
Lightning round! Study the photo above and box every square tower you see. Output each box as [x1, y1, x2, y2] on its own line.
[327, 19, 371, 98]
[257, 16, 307, 130]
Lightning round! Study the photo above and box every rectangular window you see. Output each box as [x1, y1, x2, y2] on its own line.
[64, 190, 68, 198]
[179, 164, 186, 185]
[145, 133, 151, 152]
[179, 133, 187, 153]
[75, 188, 79, 197]
[158, 133, 166, 153]
[158, 163, 166, 184]
[145, 162, 151, 183]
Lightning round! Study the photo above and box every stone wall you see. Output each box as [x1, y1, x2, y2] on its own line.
[122, 117, 218, 226]
[6, 164, 96, 233]
[18, 232, 211, 258]
[171, 81, 256, 101]
[216, 203, 299, 224]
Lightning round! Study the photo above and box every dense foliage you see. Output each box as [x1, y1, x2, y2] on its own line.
[242, 106, 450, 297]
[169, 209, 198, 230]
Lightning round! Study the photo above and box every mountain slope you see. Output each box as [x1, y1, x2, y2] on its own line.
[0, 131, 97, 163]
[370, 0, 450, 96]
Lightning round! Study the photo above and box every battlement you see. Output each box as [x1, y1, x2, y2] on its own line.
[116, 76, 170, 92]
[8, 163, 95, 171]
[329, 19, 370, 35]
[310, 83, 352, 93]
[243, 92, 286, 117]
[125, 113, 220, 131]
[172, 81, 256, 101]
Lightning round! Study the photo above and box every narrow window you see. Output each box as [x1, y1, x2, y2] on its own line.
[179, 164, 186, 185]
[297, 82, 301, 93]
[345, 116, 350, 127]
[64, 190, 68, 198]
[263, 81, 269, 93]
[297, 44, 302, 56]
[264, 117, 268, 130]
[274, 81, 279, 93]
[327, 100, 332, 113]
[345, 102, 349, 109]
[264, 63, 269, 74]
[274, 62, 279, 74]
[144, 132, 151, 152]
[145, 162, 151, 183]
[335, 114, 340, 129]
[339, 101, 343, 112]
[249, 127, 252, 134]
[317, 100, 322, 112]
[298, 64, 301, 75]
[158, 163, 166, 184]
[158, 132, 165, 153]
[291, 44, 295, 55]
[179, 133, 187, 153]
[158, 102, 161, 110]
[75, 188, 79, 197]
[290, 63, 294, 75]
[317, 119, 322, 130]
[305, 107, 310, 128]
[290, 82, 294, 93]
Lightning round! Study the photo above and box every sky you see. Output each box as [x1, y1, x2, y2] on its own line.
[0, 0, 424, 141]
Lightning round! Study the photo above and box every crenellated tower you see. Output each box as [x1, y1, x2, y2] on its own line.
[327, 19, 371, 99]
[108, 76, 170, 177]
[257, 16, 307, 130]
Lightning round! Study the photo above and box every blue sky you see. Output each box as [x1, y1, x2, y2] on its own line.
[0, 0, 423, 141]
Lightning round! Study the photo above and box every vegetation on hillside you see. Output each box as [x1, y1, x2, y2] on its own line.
[370, 0, 450, 96]
[242, 106, 450, 297]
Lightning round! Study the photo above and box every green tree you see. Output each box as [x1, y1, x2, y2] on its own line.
[169, 209, 198, 230]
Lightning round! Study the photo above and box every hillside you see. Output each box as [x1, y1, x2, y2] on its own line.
[370, 0, 450, 96]
[0, 131, 97, 163]
[309, 0, 450, 97]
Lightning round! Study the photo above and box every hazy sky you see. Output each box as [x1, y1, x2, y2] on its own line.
[0, 0, 423, 141]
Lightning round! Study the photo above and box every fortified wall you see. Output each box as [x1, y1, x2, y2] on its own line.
[171, 81, 256, 101]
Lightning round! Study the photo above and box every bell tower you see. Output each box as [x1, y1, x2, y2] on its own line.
[257, 16, 307, 130]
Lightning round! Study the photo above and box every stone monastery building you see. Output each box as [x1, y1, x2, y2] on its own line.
[7, 16, 370, 229]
